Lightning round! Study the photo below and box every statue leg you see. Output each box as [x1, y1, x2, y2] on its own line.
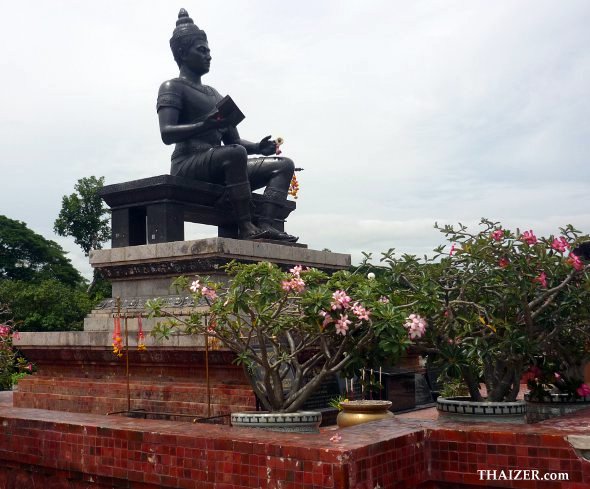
[210, 145, 268, 240]
[248, 157, 299, 242]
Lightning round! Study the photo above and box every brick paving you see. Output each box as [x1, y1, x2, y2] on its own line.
[2, 386, 590, 488]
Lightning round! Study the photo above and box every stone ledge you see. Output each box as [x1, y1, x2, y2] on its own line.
[89, 237, 350, 270]
[14, 331, 205, 348]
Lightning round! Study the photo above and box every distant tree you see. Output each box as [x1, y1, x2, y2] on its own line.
[0, 280, 91, 332]
[0, 216, 90, 331]
[0, 215, 83, 287]
[54, 176, 111, 255]
[54, 176, 112, 296]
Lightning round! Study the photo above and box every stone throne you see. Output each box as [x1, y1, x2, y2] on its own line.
[99, 173, 297, 246]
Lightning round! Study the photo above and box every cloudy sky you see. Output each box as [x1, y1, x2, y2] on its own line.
[1, 1, 589, 278]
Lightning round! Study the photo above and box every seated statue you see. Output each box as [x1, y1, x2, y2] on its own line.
[157, 9, 298, 242]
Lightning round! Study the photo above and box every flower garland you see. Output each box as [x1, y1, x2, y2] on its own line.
[112, 316, 123, 357]
[288, 173, 299, 199]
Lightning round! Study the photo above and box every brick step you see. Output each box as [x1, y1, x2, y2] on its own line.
[18, 376, 250, 389]
[13, 391, 254, 418]
[16, 377, 254, 405]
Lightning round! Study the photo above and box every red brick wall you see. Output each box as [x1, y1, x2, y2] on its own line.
[1, 403, 590, 488]
[14, 377, 256, 418]
[429, 426, 590, 488]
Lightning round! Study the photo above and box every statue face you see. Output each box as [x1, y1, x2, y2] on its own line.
[182, 40, 211, 75]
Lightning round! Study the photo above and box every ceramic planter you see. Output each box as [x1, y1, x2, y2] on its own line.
[230, 410, 322, 433]
[525, 393, 590, 423]
[436, 396, 526, 423]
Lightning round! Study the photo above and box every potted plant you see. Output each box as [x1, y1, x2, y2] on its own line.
[525, 344, 590, 423]
[364, 219, 590, 420]
[147, 261, 418, 432]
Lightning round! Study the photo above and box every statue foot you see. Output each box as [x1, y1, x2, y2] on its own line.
[240, 228, 271, 240]
[277, 231, 299, 242]
[259, 226, 299, 242]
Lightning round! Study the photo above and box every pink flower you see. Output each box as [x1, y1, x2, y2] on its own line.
[331, 290, 351, 310]
[577, 383, 590, 397]
[289, 265, 303, 277]
[404, 314, 427, 339]
[378, 296, 390, 304]
[533, 271, 547, 288]
[335, 315, 351, 336]
[567, 253, 584, 271]
[25, 363, 33, 372]
[0, 325, 10, 337]
[352, 302, 371, 321]
[319, 310, 333, 328]
[449, 243, 457, 256]
[498, 257, 509, 268]
[11, 330, 19, 341]
[201, 287, 218, 301]
[551, 237, 570, 253]
[189, 280, 201, 292]
[292, 278, 305, 292]
[554, 372, 562, 380]
[329, 433, 342, 443]
[521, 230, 537, 245]
[491, 229, 504, 241]
[281, 277, 305, 293]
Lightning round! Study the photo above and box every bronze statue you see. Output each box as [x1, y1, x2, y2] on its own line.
[157, 9, 298, 242]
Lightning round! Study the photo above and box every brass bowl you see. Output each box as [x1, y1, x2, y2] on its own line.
[336, 400, 394, 428]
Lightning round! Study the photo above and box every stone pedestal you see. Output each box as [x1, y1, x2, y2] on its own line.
[13, 238, 351, 420]
[89, 236, 349, 308]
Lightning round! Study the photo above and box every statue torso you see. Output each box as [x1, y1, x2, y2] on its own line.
[157, 78, 225, 159]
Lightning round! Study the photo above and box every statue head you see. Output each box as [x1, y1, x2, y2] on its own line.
[170, 8, 208, 68]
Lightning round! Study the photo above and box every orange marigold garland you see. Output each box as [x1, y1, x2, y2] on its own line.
[289, 173, 299, 199]
[137, 314, 147, 351]
[112, 315, 123, 357]
[274, 136, 300, 199]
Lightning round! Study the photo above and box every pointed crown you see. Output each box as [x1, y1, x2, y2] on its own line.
[170, 8, 207, 44]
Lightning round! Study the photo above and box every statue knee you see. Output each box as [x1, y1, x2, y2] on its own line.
[220, 145, 248, 174]
[223, 144, 248, 162]
[279, 157, 295, 175]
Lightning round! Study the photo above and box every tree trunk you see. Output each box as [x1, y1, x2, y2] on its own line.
[461, 366, 483, 402]
[484, 359, 521, 402]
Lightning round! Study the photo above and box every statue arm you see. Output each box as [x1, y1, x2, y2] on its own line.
[158, 107, 220, 145]
[157, 80, 224, 145]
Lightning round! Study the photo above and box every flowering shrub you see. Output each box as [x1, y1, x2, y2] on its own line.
[147, 261, 417, 413]
[363, 219, 590, 402]
[526, 342, 590, 401]
[0, 306, 34, 390]
[527, 365, 590, 401]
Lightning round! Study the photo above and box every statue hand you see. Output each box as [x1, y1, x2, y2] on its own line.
[203, 113, 228, 130]
[258, 135, 276, 156]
